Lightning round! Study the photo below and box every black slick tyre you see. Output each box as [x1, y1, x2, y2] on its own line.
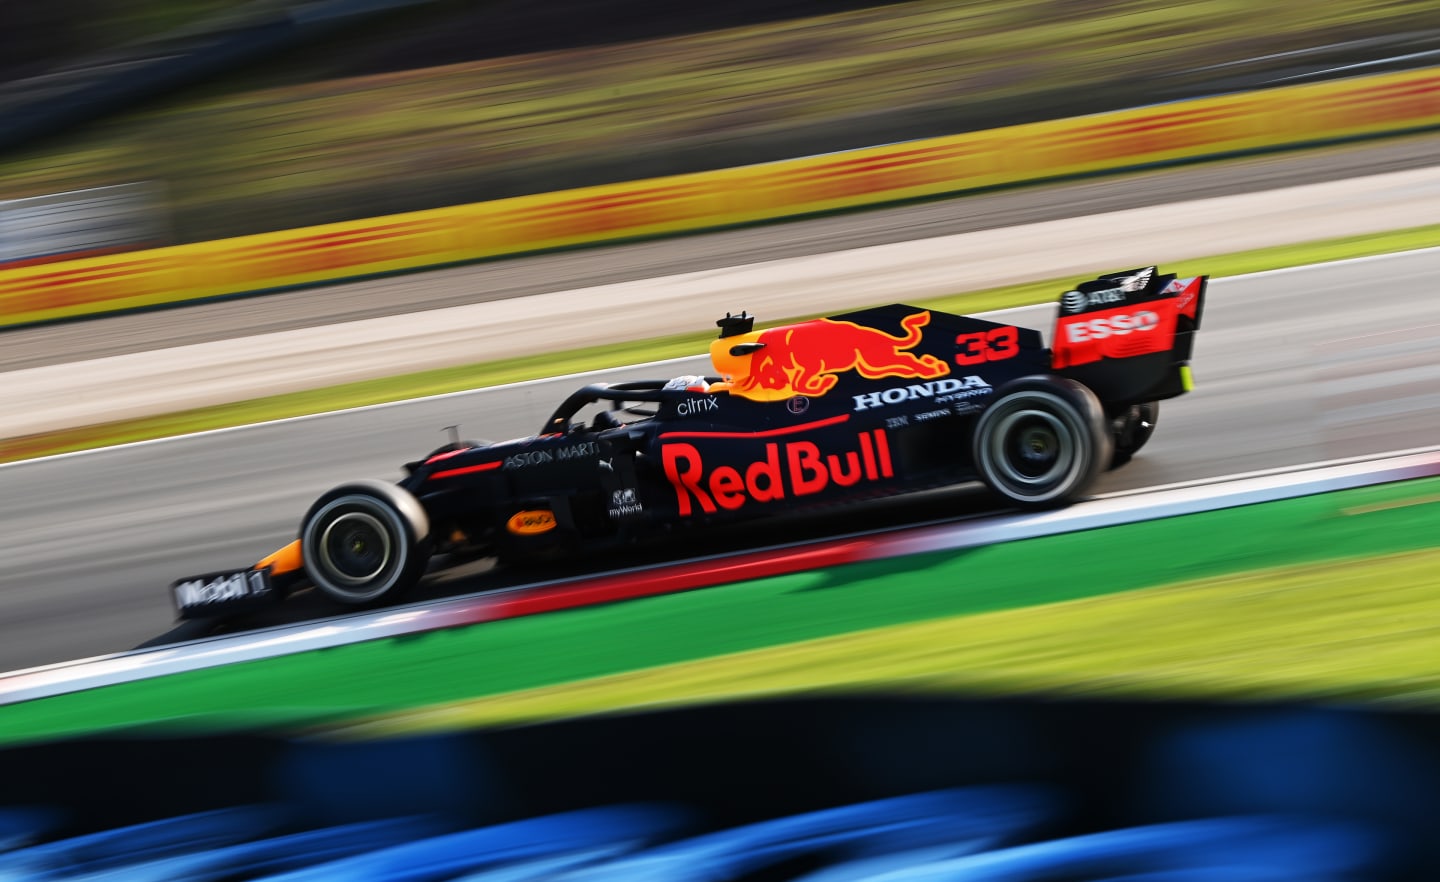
[972, 377, 1112, 509]
[300, 480, 431, 607]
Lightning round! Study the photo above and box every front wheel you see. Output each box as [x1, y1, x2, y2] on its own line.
[972, 378, 1112, 509]
[300, 480, 431, 607]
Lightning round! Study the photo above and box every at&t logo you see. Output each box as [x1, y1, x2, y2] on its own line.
[1063, 288, 1126, 313]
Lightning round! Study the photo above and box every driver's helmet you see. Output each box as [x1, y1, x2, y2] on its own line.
[664, 375, 710, 392]
[591, 410, 623, 431]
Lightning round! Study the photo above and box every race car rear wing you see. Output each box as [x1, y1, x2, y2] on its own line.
[1050, 266, 1206, 407]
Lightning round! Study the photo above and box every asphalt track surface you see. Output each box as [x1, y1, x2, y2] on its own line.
[0, 135, 1437, 675]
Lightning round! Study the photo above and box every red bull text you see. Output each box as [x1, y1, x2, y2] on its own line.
[663, 430, 894, 515]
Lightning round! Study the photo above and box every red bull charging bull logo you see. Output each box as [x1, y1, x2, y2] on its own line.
[711, 311, 950, 402]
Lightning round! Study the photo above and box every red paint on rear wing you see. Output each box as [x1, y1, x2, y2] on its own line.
[1052, 275, 1206, 370]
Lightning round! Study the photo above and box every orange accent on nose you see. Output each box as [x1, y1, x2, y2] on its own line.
[257, 539, 304, 576]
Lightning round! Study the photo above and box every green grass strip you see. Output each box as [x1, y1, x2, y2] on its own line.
[362, 545, 1440, 739]
[4, 222, 1438, 466]
[0, 476, 1434, 746]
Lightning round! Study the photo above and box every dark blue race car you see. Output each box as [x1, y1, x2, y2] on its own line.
[172, 266, 1205, 618]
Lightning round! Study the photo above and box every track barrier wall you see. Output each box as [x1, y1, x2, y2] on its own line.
[0, 66, 1437, 328]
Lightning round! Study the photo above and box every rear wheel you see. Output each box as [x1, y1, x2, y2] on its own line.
[1109, 401, 1159, 469]
[973, 378, 1112, 509]
[301, 480, 430, 607]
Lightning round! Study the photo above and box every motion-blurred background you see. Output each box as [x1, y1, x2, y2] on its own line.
[4, 0, 1438, 246]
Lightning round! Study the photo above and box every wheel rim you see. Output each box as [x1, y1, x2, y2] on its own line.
[988, 407, 1078, 490]
[317, 511, 394, 586]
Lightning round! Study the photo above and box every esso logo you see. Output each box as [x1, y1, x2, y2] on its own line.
[1064, 310, 1159, 342]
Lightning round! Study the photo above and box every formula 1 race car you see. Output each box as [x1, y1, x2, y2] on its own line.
[172, 266, 1205, 618]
